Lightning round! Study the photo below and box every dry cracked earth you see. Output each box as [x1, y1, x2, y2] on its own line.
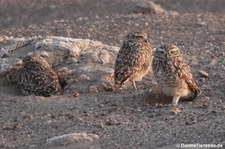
[0, 0, 225, 149]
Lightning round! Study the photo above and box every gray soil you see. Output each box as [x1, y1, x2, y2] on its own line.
[0, 0, 225, 148]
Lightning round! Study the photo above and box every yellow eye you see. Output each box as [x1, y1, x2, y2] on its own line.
[170, 50, 176, 54]
[158, 50, 166, 55]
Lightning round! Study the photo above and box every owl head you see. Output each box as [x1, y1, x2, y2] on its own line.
[125, 31, 148, 42]
[153, 44, 181, 59]
[22, 55, 51, 68]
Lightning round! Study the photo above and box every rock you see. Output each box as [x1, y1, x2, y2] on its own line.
[105, 117, 121, 126]
[65, 113, 75, 120]
[89, 85, 99, 93]
[198, 70, 209, 78]
[201, 100, 209, 108]
[135, 0, 167, 15]
[3, 122, 22, 131]
[0, 36, 4, 43]
[134, 0, 179, 16]
[0, 36, 120, 93]
[101, 82, 114, 91]
[72, 91, 80, 97]
[44, 132, 99, 148]
[156, 103, 164, 108]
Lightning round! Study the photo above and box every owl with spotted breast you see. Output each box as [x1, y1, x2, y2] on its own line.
[152, 44, 201, 105]
[17, 55, 62, 97]
[114, 31, 152, 89]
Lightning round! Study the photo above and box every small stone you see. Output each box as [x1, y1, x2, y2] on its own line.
[57, 67, 69, 74]
[135, 0, 167, 15]
[185, 121, 192, 125]
[164, 117, 170, 123]
[89, 85, 98, 93]
[77, 117, 83, 122]
[101, 83, 113, 91]
[3, 122, 22, 131]
[202, 100, 209, 107]
[105, 117, 120, 126]
[0, 36, 4, 43]
[198, 70, 209, 78]
[80, 74, 90, 80]
[44, 132, 99, 147]
[156, 103, 164, 108]
[22, 114, 33, 119]
[66, 113, 75, 120]
[47, 120, 53, 124]
[72, 91, 80, 97]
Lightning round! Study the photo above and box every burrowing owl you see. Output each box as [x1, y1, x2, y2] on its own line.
[114, 31, 152, 89]
[152, 44, 200, 105]
[17, 55, 62, 97]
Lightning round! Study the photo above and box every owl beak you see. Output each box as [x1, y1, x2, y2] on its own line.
[167, 53, 169, 58]
[153, 48, 157, 55]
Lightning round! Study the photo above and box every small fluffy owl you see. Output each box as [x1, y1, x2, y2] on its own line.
[17, 55, 62, 97]
[114, 31, 152, 89]
[152, 44, 200, 105]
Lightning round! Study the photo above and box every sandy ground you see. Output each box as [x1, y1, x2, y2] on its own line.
[0, 0, 225, 148]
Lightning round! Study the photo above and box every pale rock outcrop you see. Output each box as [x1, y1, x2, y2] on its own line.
[0, 36, 119, 94]
[44, 132, 99, 148]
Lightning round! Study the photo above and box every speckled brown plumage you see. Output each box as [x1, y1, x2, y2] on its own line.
[152, 44, 200, 105]
[114, 31, 152, 89]
[17, 55, 62, 97]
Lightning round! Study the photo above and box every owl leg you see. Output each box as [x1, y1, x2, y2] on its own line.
[21, 88, 31, 96]
[132, 80, 137, 90]
[172, 95, 180, 105]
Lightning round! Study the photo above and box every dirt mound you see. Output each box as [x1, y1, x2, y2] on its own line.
[0, 36, 119, 94]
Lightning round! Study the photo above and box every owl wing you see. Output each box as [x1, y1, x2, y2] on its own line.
[34, 69, 61, 96]
[114, 41, 151, 85]
[18, 61, 61, 95]
[172, 58, 201, 98]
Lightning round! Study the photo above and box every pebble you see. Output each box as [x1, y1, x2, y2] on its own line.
[135, 0, 167, 15]
[198, 70, 209, 78]
[202, 100, 209, 108]
[72, 91, 80, 97]
[89, 85, 99, 93]
[44, 132, 99, 147]
[0, 36, 4, 43]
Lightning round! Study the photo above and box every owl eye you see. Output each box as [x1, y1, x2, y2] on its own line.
[23, 56, 31, 62]
[158, 50, 165, 54]
[169, 48, 179, 55]
[170, 50, 176, 54]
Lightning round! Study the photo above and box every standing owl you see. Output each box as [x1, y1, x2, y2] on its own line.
[152, 44, 201, 105]
[17, 55, 62, 97]
[114, 31, 152, 89]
